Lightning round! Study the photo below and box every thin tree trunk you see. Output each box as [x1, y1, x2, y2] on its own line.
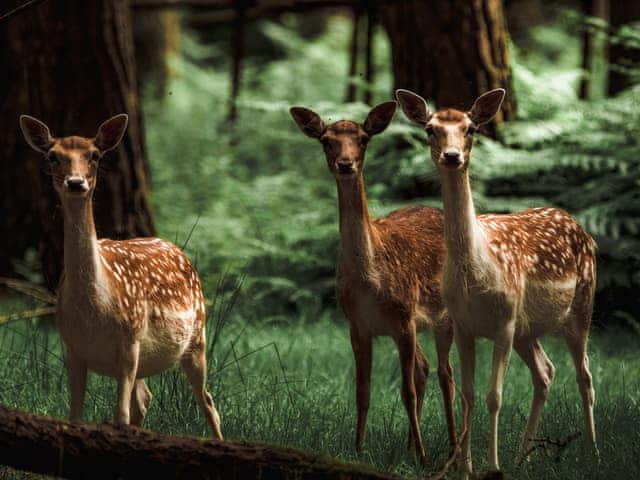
[0, 0, 155, 289]
[227, 1, 249, 122]
[381, 0, 515, 135]
[580, 0, 594, 99]
[0, 405, 398, 480]
[608, 0, 640, 95]
[346, 6, 362, 103]
[364, 5, 376, 105]
[580, 0, 610, 100]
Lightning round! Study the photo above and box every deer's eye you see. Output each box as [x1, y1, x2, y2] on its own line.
[90, 151, 101, 162]
[425, 126, 434, 136]
[467, 125, 477, 136]
[47, 151, 59, 164]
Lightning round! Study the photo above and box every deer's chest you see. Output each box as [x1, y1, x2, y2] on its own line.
[441, 261, 517, 339]
[336, 269, 429, 338]
[56, 295, 131, 375]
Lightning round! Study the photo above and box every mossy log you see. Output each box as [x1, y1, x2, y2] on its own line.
[0, 405, 398, 480]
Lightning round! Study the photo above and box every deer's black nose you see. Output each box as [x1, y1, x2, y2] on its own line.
[442, 150, 463, 167]
[443, 151, 461, 161]
[337, 161, 355, 174]
[66, 177, 84, 187]
[64, 176, 89, 192]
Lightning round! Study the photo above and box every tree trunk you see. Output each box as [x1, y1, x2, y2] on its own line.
[133, 9, 181, 99]
[345, 6, 362, 103]
[0, 0, 155, 289]
[381, 0, 515, 134]
[580, 0, 610, 100]
[0, 405, 397, 480]
[608, 0, 640, 96]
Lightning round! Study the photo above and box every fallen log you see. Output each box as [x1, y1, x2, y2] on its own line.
[0, 405, 399, 479]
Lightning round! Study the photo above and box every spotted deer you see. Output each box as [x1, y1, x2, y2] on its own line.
[290, 102, 456, 461]
[19, 114, 223, 438]
[396, 88, 597, 474]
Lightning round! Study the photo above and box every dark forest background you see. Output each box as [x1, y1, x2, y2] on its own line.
[2, 0, 638, 329]
[0, 2, 639, 479]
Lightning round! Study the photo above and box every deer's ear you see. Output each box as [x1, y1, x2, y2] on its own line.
[95, 114, 128, 152]
[20, 115, 54, 153]
[289, 107, 325, 138]
[364, 101, 397, 136]
[468, 89, 505, 125]
[395, 89, 431, 125]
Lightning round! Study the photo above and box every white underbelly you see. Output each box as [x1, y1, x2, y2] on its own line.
[519, 277, 576, 337]
[57, 308, 196, 379]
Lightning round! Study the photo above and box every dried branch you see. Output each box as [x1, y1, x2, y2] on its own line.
[521, 431, 582, 463]
[0, 0, 48, 24]
[0, 307, 56, 325]
[0, 277, 57, 305]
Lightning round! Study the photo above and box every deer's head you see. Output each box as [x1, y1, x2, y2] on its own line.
[289, 102, 397, 180]
[395, 89, 505, 171]
[19, 114, 128, 201]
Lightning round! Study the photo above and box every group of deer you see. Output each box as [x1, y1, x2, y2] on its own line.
[19, 85, 596, 477]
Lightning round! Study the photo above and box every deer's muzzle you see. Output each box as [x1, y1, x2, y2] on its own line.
[64, 176, 89, 194]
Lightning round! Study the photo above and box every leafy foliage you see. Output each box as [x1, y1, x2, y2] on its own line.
[144, 15, 639, 324]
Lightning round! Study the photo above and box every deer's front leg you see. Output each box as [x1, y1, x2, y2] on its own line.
[350, 325, 372, 454]
[66, 349, 87, 422]
[454, 323, 476, 478]
[114, 341, 140, 425]
[487, 326, 515, 472]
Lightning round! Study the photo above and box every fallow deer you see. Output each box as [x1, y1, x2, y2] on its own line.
[396, 88, 597, 475]
[290, 102, 456, 461]
[19, 114, 223, 439]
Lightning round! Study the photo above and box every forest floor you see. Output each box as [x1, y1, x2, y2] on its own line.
[0, 294, 638, 479]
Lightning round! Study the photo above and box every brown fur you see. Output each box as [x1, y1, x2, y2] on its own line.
[290, 104, 456, 461]
[395, 89, 597, 474]
[19, 114, 222, 438]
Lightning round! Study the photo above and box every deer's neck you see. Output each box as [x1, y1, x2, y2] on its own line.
[62, 198, 104, 294]
[440, 171, 485, 266]
[337, 175, 376, 274]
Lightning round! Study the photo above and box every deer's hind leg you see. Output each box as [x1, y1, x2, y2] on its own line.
[130, 379, 153, 427]
[564, 331, 596, 451]
[181, 330, 223, 440]
[564, 276, 597, 454]
[408, 343, 430, 451]
[435, 323, 457, 451]
[514, 338, 555, 461]
[395, 317, 425, 462]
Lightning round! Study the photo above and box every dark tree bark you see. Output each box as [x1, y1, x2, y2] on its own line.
[0, 0, 155, 289]
[227, 1, 251, 122]
[381, 0, 515, 133]
[363, 5, 376, 106]
[133, 9, 181, 98]
[608, 1, 640, 95]
[0, 405, 398, 480]
[345, 6, 362, 103]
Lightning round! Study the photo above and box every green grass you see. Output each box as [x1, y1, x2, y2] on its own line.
[1, 296, 638, 479]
